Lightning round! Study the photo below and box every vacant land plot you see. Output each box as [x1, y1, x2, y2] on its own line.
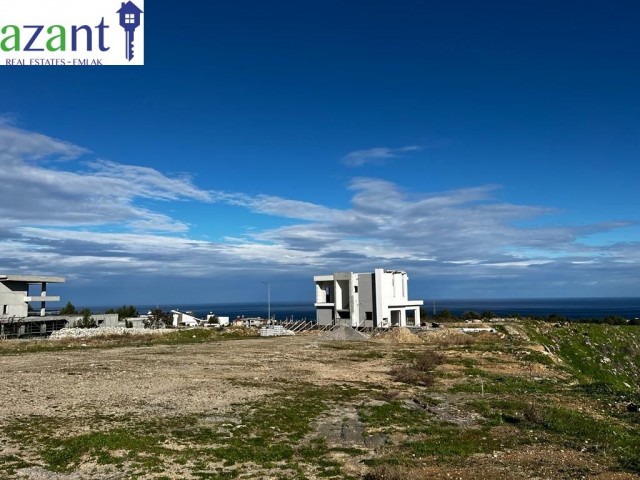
[1, 325, 639, 479]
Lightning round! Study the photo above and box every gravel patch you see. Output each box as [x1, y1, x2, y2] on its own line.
[322, 325, 369, 341]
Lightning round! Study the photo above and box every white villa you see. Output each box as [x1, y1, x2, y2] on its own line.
[314, 269, 424, 329]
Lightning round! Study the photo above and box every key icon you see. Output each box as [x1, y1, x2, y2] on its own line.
[117, 2, 143, 62]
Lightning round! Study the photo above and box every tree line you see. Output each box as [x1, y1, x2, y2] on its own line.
[59, 302, 172, 329]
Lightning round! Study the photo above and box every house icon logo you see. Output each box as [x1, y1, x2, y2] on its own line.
[1, 0, 145, 66]
[116, 1, 143, 61]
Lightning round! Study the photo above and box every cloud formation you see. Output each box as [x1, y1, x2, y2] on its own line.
[342, 145, 422, 167]
[0, 124, 212, 232]
[1, 124, 638, 302]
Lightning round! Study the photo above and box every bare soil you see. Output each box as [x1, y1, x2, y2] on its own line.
[1, 329, 638, 479]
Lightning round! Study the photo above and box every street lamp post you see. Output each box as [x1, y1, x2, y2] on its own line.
[262, 281, 271, 322]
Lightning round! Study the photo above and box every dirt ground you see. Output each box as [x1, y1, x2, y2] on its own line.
[1, 330, 639, 479]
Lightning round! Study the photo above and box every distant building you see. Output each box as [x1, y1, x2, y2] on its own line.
[314, 269, 424, 329]
[171, 310, 200, 327]
[206, 314, 230, 326]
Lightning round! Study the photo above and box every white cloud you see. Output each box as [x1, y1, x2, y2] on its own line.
[2, 124, 639, 301]
[0, 123, 88, 162]
[342, 145, 422, 167]
[0, 124, 212, 232]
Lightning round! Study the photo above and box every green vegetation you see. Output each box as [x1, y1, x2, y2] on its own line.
[143, 308, 173, 329]
[347, 351, 385, 361]
[76, 307, 97, 328]
[0, 327, 259, 356]
[59, 301, 77, 315]
[3, 320, 640, 478]
[3, 383, 363, 478]
[362, 322, 640, 475]
[105, 304, 139, 320]
[525, 322, 640, 394]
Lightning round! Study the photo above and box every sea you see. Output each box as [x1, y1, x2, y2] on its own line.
[116, 297, 640, 321]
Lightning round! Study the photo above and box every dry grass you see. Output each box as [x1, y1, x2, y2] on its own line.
[363, 465, 412, 480]
[391, 350, 445, 386]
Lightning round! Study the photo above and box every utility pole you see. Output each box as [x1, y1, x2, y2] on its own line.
[262, 281, 271, 322]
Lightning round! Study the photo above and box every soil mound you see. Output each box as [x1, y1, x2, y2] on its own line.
[376, 327, 423, 344]
[322, 325, 369, 341]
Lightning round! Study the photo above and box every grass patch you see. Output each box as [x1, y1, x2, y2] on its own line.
[359, 400, 431, 434]
[450, 372, 561, 395]
[0, 454, 33, 476]
[347, 351, 385, 361]
[524, 323, 640, 392]
[405, 425, 500, 458]
[468, 396, 640, 473]
[4, 383, 364, 478]
[43, 429, 168, 472]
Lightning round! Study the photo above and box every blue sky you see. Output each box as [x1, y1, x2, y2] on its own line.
[1, 0, 639, 305]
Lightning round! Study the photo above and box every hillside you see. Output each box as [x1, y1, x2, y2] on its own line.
[1, 323, 639, 479]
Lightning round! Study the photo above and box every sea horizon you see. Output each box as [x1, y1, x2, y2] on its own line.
[87, 296, 640, 321]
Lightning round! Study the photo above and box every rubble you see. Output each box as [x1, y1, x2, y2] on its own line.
[49, 327, 173, 340]
[322, 325, 369, 341]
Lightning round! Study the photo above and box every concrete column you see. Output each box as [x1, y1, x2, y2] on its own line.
[414, 307, 421, 326]
[400, 309, 406, 327]
[374, 269, 384, 328]
[40, 282, 47, 316]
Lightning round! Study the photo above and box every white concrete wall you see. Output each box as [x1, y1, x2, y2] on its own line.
[0, 281, 29, 318]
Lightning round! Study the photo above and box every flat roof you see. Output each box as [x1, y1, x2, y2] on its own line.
[0, 274, 65, 283]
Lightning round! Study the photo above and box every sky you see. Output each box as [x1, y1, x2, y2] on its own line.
[1, 0, 639, 306]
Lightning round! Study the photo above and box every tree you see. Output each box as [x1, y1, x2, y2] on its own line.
[462, 311, 481, 320]
[143, 308, 172, 329]
[60, 301, 77, 315]
[106, 305, 139, 321]
[77, 308, 97, 328]
[435, 309, 456, 321]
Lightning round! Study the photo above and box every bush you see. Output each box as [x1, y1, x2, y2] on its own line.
[415, 350, 445, 371]
[77, 308, 97, 328]
[391, 350, 445, 386]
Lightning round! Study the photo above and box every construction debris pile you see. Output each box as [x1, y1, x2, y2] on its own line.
[50, 326, 173, 340]
[322, 325, 369, 341]
[259, 325, 295, 337]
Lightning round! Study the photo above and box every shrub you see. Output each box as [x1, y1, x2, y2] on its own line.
[415, 350, 445, 371]
[391, 350, 445, 386]
[143, 308, 172, 329]
[76, 308, 97, 328]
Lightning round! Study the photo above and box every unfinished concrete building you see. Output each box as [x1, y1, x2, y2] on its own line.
[314, 269, 424, 329]
[0, 274, 66, 337]
[0, 274, 117, 338]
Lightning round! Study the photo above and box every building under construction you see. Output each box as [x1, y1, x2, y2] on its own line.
[0, 274, 116, 338]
